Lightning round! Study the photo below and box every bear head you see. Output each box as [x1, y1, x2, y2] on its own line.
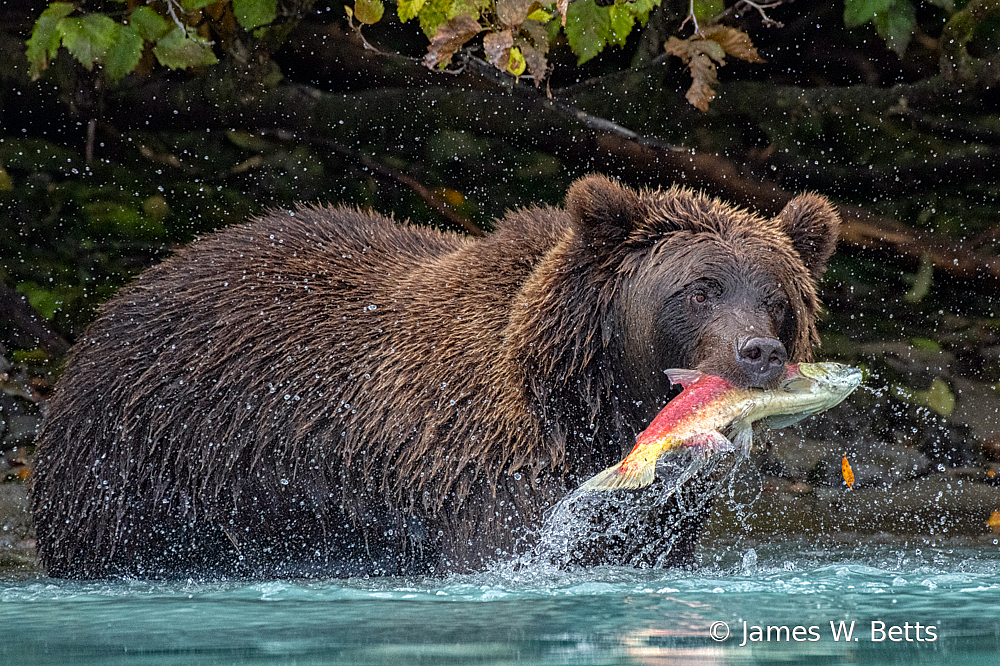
[515, 175, 841, 439]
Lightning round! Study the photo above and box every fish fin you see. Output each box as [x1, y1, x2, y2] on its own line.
[761, 411, 815, 429]
[685, 430, 734, 454]
[731, 424, 753, 454]
[665, 368, 704, 388]
[579, 460, 657, 491]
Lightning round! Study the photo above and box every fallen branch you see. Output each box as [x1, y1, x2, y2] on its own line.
[55, 38, 1000, 284]
[537, 97, 1000, 285]
[836, 204, 1000, 284]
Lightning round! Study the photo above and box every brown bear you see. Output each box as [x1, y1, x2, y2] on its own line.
[30, 175, 839, 578]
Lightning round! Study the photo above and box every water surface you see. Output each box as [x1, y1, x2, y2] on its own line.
[3, 541, 999, 665]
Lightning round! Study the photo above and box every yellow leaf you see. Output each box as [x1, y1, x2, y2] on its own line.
[507, 45, 526, 75]
[354, 0, 384, 25]
[987, 510, 1000, 533]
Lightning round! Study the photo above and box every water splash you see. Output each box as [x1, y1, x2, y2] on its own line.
[518, 448, 757, 571]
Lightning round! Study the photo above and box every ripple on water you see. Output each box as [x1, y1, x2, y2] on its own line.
[2, 543, 998, 665]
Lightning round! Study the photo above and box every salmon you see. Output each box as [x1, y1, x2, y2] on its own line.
[579, 362, 863, 491]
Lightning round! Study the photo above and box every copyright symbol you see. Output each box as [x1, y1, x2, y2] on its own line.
[709, 621, 730, 641]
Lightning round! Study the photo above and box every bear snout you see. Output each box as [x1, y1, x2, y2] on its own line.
[736, 336, 787, 388]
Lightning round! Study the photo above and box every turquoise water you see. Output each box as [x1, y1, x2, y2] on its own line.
[3, 542, 999, 665]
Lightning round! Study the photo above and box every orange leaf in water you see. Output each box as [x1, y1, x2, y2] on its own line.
[841, 455, 855, 489]
[987, 510, 1000, 529]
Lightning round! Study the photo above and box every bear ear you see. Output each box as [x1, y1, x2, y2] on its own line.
[565, 175, 645, 245]
[774, 193, 841, 278]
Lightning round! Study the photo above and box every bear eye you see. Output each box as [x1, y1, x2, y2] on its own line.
[689, 291, 710, 307]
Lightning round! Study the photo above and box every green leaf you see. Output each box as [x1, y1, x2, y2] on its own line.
[58, 14, 119, 70]
[152, 26, 219, 69]
[103, 23, 144, 82]
[526, 8, 552, 21]
[448, 0, 489, 19]
[232, 0, 277, 30]
[630, 0, 659, 24]
[354, 0, 385, 24]
[891, 378, 955, 417]
[910, 337, 941, 351]
[873, 0, 916, 56]
[129, 6, 171, 42]
[691, 0, 722, 24]
[608, 4, 634, 46]
[83, 201, 167, 240]
[564, 0, 610, 65]
[398, 0, 426, 22]
[843, 0, 893, 28]
[181, 0, 219, 10]
[25, 2, 76, 80]
[419, 0, 453, 37]
[903, 252, 934, 303]
[16, 282, 61, 321]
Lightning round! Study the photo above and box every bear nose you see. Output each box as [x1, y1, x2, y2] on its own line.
[736, 337, 787, 386]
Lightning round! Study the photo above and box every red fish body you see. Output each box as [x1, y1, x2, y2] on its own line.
[613, 373, 736, 479]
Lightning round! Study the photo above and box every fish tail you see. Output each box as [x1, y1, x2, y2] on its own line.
[579, 460, 657, 491]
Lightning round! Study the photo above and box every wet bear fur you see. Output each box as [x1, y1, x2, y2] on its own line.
[30, 175, 840, 578]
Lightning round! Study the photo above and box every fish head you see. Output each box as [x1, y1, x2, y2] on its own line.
[791, 362, 864, 399]
[761, 362, 864, 428]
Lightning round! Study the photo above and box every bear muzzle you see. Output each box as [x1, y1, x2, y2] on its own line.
[735, 336, 788, 388]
